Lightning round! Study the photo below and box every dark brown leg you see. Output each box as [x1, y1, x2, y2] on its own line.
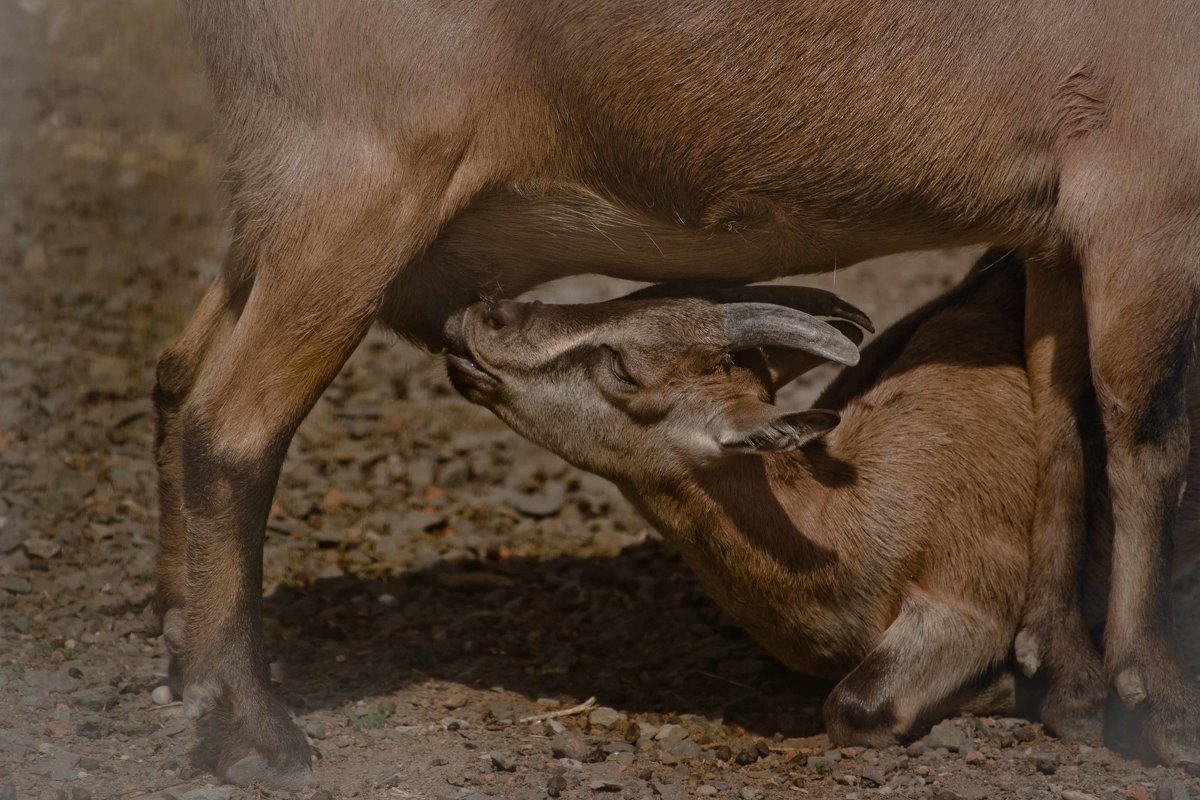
[171, 157, 471, 787]
[1017, 251, 1107, 741]
[1081, 212, 1200, 769]
[150, 277, 241, 696]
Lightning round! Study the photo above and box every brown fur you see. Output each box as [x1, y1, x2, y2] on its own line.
[445, 254, 1200, 746]
[165, 0, 1200, 785]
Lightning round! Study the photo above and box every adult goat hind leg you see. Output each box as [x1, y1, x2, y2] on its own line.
[823, 589, 1014, 747]
[149, 276, 241, 697]
[1018, 253, 1107, 742]
[175, 164, 466, 789]
[1081, 207, 1200, 770]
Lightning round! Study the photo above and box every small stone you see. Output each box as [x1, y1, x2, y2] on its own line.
[654, 724, 687, 743]
[550, 735, 591, 762]
[490, 752, 516, 772]
[23, 538, 60, 559]
[1012, 723, 1038, 743]
[77, 758, 100, 772]
[964, 750, 986, 765]
[924, 721, 973, 753]
[150, 685, 173, 705]
[589, 781, 622, 792]
[663, 739, 702, 763]
[1061, 792, 1100, 800]
[547, 772, 569, 798]
[0, 576, 32, 594]
[588, 706, 624, 729]
[1034, 753, 1059, 775]
[544, 719, 566, 735]
[443, 692, 469, 709]
[70, 789, 92, 800]
[311, 792, 334, 800]
[715, 745, 733, 762]
[179, 787, 235, 800]
[1128, 787, 1153, 800]
[697, 788, 718, 797]
[638, 722, 662, 740]
[653, 782, 687, 800]
[1158, 779, 1193, 800]
[509, 482, 566, 517]
[861, 767, 887, 786]
[739, 788, 766, 800]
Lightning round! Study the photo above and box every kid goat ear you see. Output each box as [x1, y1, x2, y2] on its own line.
[717, 409, 841, 454]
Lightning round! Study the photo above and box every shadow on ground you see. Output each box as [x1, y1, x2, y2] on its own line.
[266, 540, 834, 737]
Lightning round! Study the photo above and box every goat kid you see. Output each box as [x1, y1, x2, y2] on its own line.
[443, 252, 1200, 746]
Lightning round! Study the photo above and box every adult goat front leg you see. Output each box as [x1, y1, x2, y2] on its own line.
[172, 160, 467, 789]
[150, 277, 241, 699]
[1081, 207, 1200, 770]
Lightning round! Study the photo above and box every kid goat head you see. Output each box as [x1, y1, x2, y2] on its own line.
[444, 285, 871, 479]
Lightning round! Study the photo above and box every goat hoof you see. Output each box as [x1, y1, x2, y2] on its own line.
[1013, 629, 1041, 677]
[1115, 668, 1147, 709]
[1040, 664, 1106, 744]
[1144, 677, 1200, 768]
[223, 752, 317, 791]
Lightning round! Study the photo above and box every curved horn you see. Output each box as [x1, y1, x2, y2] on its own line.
[619, 282, 873, 333]
[723, 303, 861, 366]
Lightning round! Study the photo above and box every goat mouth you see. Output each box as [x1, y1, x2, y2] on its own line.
[443, 305, 502, 398]
[446, 351, 499, 383]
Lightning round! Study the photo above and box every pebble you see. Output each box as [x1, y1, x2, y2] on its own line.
[1061, 792, 1101, 800]
[304, 720, 328, 740]
[22, 537, 60, 559]
[924, 721, 973, 753]
[1158, 780, 1192, 800]
[1034, 753, 1059, 775]
[489, 752, 516, 772]
[648, 783, 685, 800]
[654, 724, 686, 742]
[179, 788, 235, 800]
[547, 772, 569, 798]
[697, 787, 718, 797]
[861, 767, 887, 786]
[589, 706, 624, 729]
[739, 788, 766, 800]
[550, 735, 592, 762]
[150, 685, 173, 705]
[508, 482, 566, 517]
[0, 575, 32, 595]
[589, 780, 623, 792]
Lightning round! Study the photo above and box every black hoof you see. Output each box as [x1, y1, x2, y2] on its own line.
[223, 752, 317, 791]
[1144, 681, 1200, 768]
[1040, 666, 1106, 744]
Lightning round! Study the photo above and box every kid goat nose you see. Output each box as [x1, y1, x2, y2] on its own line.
[482, 300, 525, 331]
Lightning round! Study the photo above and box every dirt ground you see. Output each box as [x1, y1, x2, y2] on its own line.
[1, 3, 1198, 800]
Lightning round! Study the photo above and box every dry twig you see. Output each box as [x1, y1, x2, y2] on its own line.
[518, 696, 597, 723]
